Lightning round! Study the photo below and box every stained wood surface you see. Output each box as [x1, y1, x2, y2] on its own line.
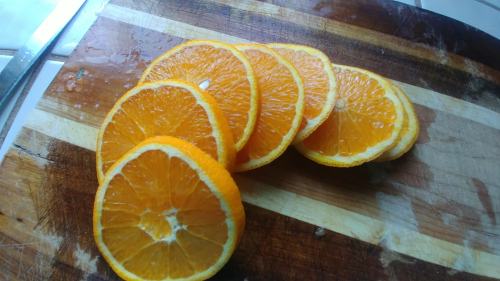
[1, 0, 499, 280]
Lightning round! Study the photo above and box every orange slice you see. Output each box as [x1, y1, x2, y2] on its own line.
[96, 79, 235, 183]
[93, 136, 245, 281]
[233, 44, 304, 172]
[295, 64, 404, 167]
[267, 43, 337, 143]
[138, 40, 258, 151]
[374, 83, 419, 161]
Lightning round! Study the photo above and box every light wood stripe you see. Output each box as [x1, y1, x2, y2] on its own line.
[100, 4, 500, 131]
[24, 109, 98, 152]
[236, 176, 500, 278]
[22, 108, 500, 278]
[392, 80, 500, 130]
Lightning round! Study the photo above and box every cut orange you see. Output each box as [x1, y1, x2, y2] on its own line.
[233, 44, 304, 172]
[374, 83, 419, 161]
[93, 136, 245, 281]
[96, 79, 235, 183]
[138, 40, 259, 151]
[295, 64, 404, 167]
[267, 43, 337, 143]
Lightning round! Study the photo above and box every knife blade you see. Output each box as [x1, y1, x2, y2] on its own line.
[0, 0, 86, 127]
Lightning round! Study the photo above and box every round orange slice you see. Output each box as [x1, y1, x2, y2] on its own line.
[96, 79, 235, 183]
[93, 136, 245, 281]
[138, 40, 259, 151]
[295, 64, 404, 167]
[267, 43, 337, 144]
[233, 44, 304, 172]
[374, 83, 419, 161]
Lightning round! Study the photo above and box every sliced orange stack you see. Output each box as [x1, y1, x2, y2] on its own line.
[295, 64, 405, 167]
[94, 39, 420, 281]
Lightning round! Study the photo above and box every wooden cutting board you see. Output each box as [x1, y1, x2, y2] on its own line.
[1, 0, 499, 280]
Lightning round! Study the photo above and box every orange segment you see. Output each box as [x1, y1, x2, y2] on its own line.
[93, 136, 245, 281]
[233, 44, 304, 171]
[375, 83, 420, 161]
[139, 40, 259, 151]
[295, 64, 404, 167]
[267, 43, 337, 143]
[96, 79, 235, 183]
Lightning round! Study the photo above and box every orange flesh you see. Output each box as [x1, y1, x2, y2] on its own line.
[141, 45, 253, 145]
[100, 85, 218, 176]
[235, 48, 300, 165]
[100, 149, 228, 279]
[302, 67, 397, 157]
[270, 48, 331, 132]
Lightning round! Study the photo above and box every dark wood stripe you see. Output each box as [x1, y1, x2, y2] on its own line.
[0, 128, 495, 280]
[2, 128, 108, 280]
[110, 0, 500, 113]
[210, 202, 496, 281]
[0, 234, 100, 281]
[259, 0, 500, 71]
[37, 16, 187, 128]
[0, 234, 49, 279]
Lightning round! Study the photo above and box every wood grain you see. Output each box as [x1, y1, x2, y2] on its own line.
[0, 128, 496, 280]
[1, 0, 500, 279]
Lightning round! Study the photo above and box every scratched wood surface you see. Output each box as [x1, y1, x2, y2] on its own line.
[1, 0, 499, 280]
